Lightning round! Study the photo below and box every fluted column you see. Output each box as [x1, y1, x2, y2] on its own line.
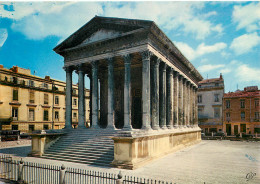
[166, 67, 174, 129]
[186, 81, 190, 127]
[173, 71, 179, 128]
[141, 51, 152, 130]
[178, 75, 183, 127]
[65, 66, 73, 129]
[107, 58, 115, 129]
[91, 61, 99, 129]
[189, 84, 193, 127]
[123, 54, 132, 130]
[159, 62, 167, 129]
[78, 64, 86, 128]
[195, 87, 198, 126]
[151, 58, 160, 130]
[183, 78, 187, 127]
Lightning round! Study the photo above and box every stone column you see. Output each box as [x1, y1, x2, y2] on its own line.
[166, 67, 173, 129]
[78, 64, 86, 128]
[87, 74, 92, 127]
[65, 66, 73, 129]
[183, 78, 187, 128]
[195, 87, 198, 126]
[173, 71, 179, 128]
[186, 81, 190, 127]
[107, 58, 115, 129]
[190, 84, 193, 127]
[159, 62, 167, 129]
[151, 58, 160, 130]
[91, 61, 99, 129]
[178, 75, 183, 127]
[123, 54, 132, 130]
[141, 51, 152, 130]
[192, 86, 195, 127]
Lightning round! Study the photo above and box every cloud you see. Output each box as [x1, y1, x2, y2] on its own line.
[219, 68, 231, 74]
[0, 29, 8, 48]
[10, 2, 103, 40]
[236, 64, 260, 82]
[230, 32, 260, 55]
[197, 64, 225, 73]
[1, 2, 223, 41]
[175, 42, 227, 60]
[232, 2, 260, 32]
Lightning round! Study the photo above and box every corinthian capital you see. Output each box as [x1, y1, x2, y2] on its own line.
[141, 50, 152, 60]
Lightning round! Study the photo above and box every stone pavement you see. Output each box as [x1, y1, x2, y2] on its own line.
[0, 140, 259, 184]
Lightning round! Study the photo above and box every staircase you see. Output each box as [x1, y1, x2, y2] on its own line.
[42, 129, 116, 167]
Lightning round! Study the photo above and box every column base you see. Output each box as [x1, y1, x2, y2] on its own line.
[152, 125, 160, 130]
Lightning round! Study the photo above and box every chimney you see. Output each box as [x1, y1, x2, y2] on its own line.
[0, 64, 3, 69]
[220, 73, 223, 79]
[45, 76, 51, 80]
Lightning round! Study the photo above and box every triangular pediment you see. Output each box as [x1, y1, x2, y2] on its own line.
[54, 16, 153, 52]
[81, 29, 123, 45]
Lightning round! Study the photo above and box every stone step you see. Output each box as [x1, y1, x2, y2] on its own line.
[45, 146, 114, 153]
[44, 150, 113, 158]
[49, 142, 114, 149]
[58, 138, 113, 143]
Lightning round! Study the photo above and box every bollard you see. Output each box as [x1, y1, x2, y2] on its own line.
[59, 164, 66, 184]
[17, 158, 24, 183]
[116, 171, 123, 184]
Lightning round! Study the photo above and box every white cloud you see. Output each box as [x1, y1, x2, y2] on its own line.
[1, 2, 223, 41]
[175, 41, 227, 60]
[232, 2, 260, 32]
[198, 64, 225, 73]
[236, 64, 260, 82]
[10, 2, 103, 40]
[230, 32, 260, 55]
[219, 68, 231, 74]
[0, 29, 8, 48]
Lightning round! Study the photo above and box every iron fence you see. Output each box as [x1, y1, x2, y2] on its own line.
[0, 154, 174, 184]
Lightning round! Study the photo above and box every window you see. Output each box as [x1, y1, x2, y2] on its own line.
[55, 96, 59, 105]
[12, 77, 18, 84]
[12, 125, 18, 130]
[215, 83, 219, 87]
[72, 89, 76, 94]
[255, 99, 259, 108]
[226, 100, 230, 109]
[73, 112, 77, 119]
[55, 111, 59, 120]
[29, 109, 35, 121]
[214, 94, 219, 102]
[240, 100, 245, 108]
[214, 107, 220, 118]
[255, 112, 259, 120]
[29, 91, 35, 103]
[43, 124, 49, 130]
[13, 89, 18, 101]
[241, 112, 245, 121]
[12, 107, 18, 120]
[43, 83, 48, 89]
[198, 95, 202, 103]
[44, 110, 49, 121]
[29, 125, 35, 132]
[44, 94, 49, 105]
[73, 99, 77, 106]
[29, 80, 34, 87]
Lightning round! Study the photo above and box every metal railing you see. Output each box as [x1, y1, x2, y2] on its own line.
[0, 155, 174, 184]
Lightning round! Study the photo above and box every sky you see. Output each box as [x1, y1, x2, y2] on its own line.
[0, 1, 259, 92]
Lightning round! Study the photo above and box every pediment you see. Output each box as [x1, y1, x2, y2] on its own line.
[81, 29, 123, 45]
[54, 16, 153, 52]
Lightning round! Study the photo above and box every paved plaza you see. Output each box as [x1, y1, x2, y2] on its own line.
[1, 140, 259, 184]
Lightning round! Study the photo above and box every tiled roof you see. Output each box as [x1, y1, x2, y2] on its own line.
[224, 90, 260, 98]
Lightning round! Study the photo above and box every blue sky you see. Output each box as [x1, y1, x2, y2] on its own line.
[0, 1, 259, 92]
